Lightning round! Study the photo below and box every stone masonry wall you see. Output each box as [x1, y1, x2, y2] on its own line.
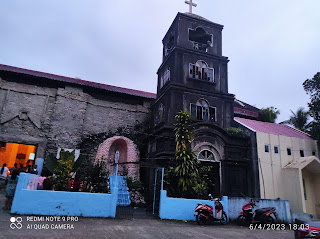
[0, 76, 151, 159]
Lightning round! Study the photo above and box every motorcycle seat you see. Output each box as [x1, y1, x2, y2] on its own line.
[255, 207, 275, 215]
[197, 203, 213, 209]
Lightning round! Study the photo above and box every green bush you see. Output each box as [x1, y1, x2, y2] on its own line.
[125, 177, 146, 206]
[226, 127, 243, 136]
[45, 149, 85, 191]
[80, 158, 110, 193]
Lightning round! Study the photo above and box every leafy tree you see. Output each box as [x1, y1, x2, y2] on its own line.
[164, 111, 199, 197]
[280, 107, 310, 132]
[303, 72, 320, 121]
[164, 111, 220, 199]
[303, 72, 320, 143]
[259, 106, 280, 123]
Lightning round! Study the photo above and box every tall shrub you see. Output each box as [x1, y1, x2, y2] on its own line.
[164, 111, 199, 196]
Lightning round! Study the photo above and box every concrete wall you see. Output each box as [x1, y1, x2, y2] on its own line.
[11, 173, 118, 217]
[282, 169, 304, 213]
[159, 190, 228, 221]
[228, 197, 291, 223]
[302, 169, 318, 216]
[313, 174, 320, 218]
[256, 132, 318, 200]
[256, 132, 319, 216]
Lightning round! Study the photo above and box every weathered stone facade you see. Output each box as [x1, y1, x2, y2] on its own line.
[0, 68, 153, 163]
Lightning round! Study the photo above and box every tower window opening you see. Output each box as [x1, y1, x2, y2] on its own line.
[190, 99, 216, 122]
[189, 27, 212, 51]
[160, 67, 170, 88]
[189, 61, 214, 82]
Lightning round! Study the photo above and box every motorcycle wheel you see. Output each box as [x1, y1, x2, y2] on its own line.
[265, 216, 274, 224]
[196, 213, 207, 225]
[237, 215, 247, 226]
[220, 213, 228, 225]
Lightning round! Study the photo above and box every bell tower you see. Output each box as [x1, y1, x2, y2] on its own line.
[152, 12, 234, 135]
[148, 11, 259, 199]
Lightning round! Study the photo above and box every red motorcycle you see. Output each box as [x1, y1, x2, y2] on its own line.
[237, 200, 277, 226]
[194, 194, 228, 225]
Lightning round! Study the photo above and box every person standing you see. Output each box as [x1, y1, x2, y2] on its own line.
[25, 164, 32, 173]
[4, 170, 19, 210]
[30, 165, 38, 175]
[17, 164, 24, 175]
[0, 163, 9, 189]
[10, 163, 17, 174]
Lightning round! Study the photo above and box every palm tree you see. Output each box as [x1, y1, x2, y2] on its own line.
[280, 107, 310, 132]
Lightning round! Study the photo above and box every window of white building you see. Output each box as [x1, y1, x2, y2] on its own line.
[265, 145, 270, 153]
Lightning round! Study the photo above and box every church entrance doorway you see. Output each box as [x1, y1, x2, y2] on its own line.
[197, 149, 221, 197]
[0, 141, 36, 173]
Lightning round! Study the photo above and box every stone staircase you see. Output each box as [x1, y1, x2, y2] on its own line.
[109, 175, 131, 206]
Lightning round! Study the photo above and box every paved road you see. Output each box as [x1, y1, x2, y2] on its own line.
[0, 213, 295, 239]
[0, 192, 294, 239]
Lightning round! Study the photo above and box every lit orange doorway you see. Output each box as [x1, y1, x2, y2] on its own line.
[0, 142, 36, 171]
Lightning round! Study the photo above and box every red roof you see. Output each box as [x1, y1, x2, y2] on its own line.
[0, 64, 156, 99]
[235, 117, 313, 140]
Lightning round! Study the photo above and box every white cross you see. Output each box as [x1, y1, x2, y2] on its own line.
[185, 0, 197, 13]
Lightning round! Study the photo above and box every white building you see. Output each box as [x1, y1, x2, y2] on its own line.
[235, 117, 320, 218]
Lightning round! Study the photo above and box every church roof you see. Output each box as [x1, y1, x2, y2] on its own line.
[178, 12, 223, 28]
[0, 64, 156, 99]
[234, 99, 260, 119]
[234, 117, 313, 140]
[181, 12, 214, 24]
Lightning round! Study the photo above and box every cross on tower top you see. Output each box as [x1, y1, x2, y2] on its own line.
[185, 0, 197, 13]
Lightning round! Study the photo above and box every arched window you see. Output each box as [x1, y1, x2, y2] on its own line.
[189, 60, 214, 82]
[160, 67, 170, 88]
[190, 99, 216, 121]
[198, 150, 216, 161]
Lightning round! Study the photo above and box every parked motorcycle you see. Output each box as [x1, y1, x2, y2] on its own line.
[237, 200, 277, 226]
[194, 194, 227, 225]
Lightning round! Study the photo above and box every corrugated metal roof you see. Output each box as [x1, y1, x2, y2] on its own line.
[0, 64, 157, 99]
[235, 117, 313, 140]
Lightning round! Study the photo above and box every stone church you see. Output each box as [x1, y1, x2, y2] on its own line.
[0, 12, 260, 197]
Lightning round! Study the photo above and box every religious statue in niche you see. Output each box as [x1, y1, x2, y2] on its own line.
[189, 27, 213, 52]
[155, 103, 165, 125]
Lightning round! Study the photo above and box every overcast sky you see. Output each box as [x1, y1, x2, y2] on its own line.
[1, 0, 319, 123]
